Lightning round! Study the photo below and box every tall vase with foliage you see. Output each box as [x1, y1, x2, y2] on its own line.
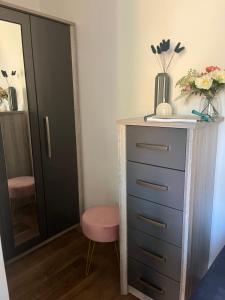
[150, 39, 185, 115]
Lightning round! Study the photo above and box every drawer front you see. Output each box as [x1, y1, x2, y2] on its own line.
[127, 161, 185, 211]
[127, 195, 183, 246]
[126, 125, 187, 171]
[128, 228, 181, 281]
[128, 258, 180, 300]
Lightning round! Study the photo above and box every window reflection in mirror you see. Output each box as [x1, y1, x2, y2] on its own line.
[0, 20, 40, 247]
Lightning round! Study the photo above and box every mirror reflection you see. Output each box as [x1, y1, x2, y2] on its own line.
[0, 20, 40, 247]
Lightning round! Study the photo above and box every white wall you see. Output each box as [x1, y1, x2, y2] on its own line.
[117, 0, 225, 117]
[1, 0, 40, 11]
[41, 0, 225, 263]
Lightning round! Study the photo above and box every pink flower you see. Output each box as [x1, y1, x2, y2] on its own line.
[184, 85, 191, 92]
[206, 66, 221, 73]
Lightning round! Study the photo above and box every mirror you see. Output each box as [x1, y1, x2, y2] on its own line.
[0, 20, 40, 247]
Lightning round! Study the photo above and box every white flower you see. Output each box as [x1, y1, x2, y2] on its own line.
[195, 75, 213, 90]
[212, 70, 225, 83]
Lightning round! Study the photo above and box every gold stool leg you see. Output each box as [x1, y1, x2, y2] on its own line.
[114, 241, 120, 264]
[85, 240, 92, 275]
[85, 240, 96, 276]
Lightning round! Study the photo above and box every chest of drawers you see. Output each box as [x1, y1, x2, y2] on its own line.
[118, 118, 222, 300]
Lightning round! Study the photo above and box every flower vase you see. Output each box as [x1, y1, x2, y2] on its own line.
[154, 73, 170, 114]
[8, 87, 18, 111]
[0, 99, 7, 112]
[200, 97, 219, 119]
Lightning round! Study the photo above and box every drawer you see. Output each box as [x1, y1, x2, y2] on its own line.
[128, 228, 181, 281]
[126, 125, 187, 171]
[128, 258, 180, 300]
[127, 195, 183, 247]
[127, 161, 185, 211]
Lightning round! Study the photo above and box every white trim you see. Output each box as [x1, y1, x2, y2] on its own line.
[70, 25, 84, 215]
[179, 129, 194, 300]
[118, 124, 128, 294]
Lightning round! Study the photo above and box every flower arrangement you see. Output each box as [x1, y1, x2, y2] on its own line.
[0, 87, 8, 102]
[176, 66, 225, 119]
[1, 70, 18, 111]
[176, 66, 225, 101]
[0, 86, 8, 112]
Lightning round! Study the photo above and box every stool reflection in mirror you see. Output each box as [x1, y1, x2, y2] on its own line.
[81, 204, 119, 275]
[8, 176, 35, 212]
[7, 176, 39, 246]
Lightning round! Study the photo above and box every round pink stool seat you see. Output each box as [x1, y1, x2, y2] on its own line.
[81, 204, 119, 243]
[8, 176, 35, 199]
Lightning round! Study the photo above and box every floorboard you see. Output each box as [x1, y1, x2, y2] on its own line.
[6, 227, 136, 300]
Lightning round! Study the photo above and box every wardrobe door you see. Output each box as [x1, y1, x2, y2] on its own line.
[30, 16, 79, 236]
[0, 7, 47, 260]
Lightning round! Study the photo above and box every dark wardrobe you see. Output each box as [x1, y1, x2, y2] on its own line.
[0, 6, 79, 260]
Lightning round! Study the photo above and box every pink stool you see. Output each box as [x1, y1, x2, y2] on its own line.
[81, 204, 119, 275]
[8, 176, 35, 211]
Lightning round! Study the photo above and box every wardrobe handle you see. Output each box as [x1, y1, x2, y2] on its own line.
[136, 143, 169, 152]
[138, 277, 165, 295]
[136, 179, 168, 191]
[44, 116, 52, 159]
[137, 214, 167, 229]
[138, 246, 166, 263]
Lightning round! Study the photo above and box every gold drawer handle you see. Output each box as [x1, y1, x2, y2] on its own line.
[138, 246, 166, 263]
[136, 143, 169, 152]
[138, 277, 165, 295]
[137, 214, 167, 229]
[136, 179, 168, 192]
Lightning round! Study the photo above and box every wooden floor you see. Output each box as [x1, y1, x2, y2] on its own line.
[6, 227, 136, 300]
[12, 203, 39, 246]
